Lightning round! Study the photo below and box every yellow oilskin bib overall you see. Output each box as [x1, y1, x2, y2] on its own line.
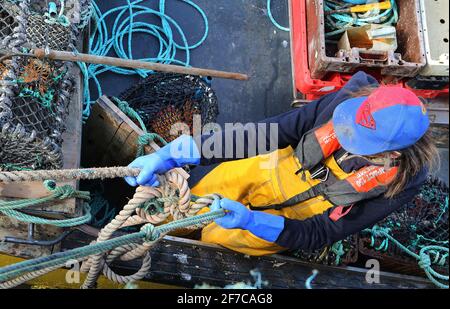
[191, 146, 354, 256]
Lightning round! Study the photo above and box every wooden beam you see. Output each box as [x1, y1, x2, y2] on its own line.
[33, 48, 249, 81]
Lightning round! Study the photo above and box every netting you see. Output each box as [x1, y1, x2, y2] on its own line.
[0, 2, 17, 40]
[288, 234, 359, 266]
[118, 73, 219, 142]
[359, 176, 449, 276]
[26, 14, 71, 50]
[0, 0, 90, 171]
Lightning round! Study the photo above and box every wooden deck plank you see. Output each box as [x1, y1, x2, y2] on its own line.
[63, 232, 436, 289]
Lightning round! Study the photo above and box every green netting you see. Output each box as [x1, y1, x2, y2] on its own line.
[359, 176, 449, 276]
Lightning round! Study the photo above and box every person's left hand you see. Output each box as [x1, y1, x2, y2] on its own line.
[211, 198, 252, 229]
[210, 198, 285, 242]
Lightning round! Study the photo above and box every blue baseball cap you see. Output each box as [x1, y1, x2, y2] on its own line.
[332, 86, 430, 156]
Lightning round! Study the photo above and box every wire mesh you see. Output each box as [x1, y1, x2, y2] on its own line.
[0, 0, 87, 171]
[0, 2, 17, 41]
[359, 176, 449, 276]
[118, 73, 219, 142]
[26, 14, 71, 51]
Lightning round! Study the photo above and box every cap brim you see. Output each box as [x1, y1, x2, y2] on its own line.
[332, 97, 388, 156]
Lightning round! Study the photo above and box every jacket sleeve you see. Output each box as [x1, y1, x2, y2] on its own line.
[275, 170, 427, 251]
[195, 71, 378, 166]
[196, 92, 338, 165]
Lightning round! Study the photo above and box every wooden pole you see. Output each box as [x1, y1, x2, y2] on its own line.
[33, 48, 249, 81]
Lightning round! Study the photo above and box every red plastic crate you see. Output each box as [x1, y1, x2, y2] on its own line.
[291, 0, 449, 100]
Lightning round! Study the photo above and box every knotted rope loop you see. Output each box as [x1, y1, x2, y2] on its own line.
[140, 223, 160, 243]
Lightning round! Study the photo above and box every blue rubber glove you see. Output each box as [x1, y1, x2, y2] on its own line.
[125, 135, 201, 187]
[211, 198, 285, 242]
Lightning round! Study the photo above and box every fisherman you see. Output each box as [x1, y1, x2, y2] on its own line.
[125, 71, 437, 256]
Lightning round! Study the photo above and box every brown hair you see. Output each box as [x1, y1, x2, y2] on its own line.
[344, 86, 439, 198]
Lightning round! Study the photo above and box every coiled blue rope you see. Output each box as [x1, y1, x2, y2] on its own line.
[78, 0, 209, 120]
[267, 0, 289, 32]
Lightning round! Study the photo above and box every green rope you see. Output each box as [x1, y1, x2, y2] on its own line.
[1, 204, 92, 227]
[364, 225, 449, 289]
[0, 181, 91, 227]
[88, 192, 116, 228]
[112, 97, 167, 157]
[19, 88, 55, 109]
[324, 0, 398, 38]
[0, 209, 225, 282]
[139, 195, 179, 215]
[0, 180, 90, 212]
[330, 241, 345, 266]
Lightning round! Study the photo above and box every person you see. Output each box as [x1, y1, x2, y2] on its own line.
[125, 71, 438, 256]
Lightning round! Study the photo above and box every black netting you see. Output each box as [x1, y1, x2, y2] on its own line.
[359, 176, 449, 276]
[119, 73, 219, 142]
[286, 234, 359, 266]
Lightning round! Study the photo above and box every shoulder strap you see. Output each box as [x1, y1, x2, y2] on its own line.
[249, 165, 398, 211]
[294, 120, 341, 170]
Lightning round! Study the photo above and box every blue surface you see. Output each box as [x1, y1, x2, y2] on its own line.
[93, 0, 293, 184]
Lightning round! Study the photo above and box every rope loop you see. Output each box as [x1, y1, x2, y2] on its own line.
[44, 179, 90, 201]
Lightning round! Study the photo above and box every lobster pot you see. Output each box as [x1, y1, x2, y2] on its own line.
[0, 1, 17, 43]
[289, 234, 358, 266]
[359, 177, 449, 277]
[0, 0, 90, 171]
[0, 56, 73, 170]
[118, 72, 219, 143]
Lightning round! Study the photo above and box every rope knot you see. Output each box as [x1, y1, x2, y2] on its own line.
[138, 133, 157, 146]
[141, 224, 160, 243]
[44, 180, 77, 199]
[54, 185, 77, 199]
[370, 225, 391, 237]
[418, 253, 432, 270]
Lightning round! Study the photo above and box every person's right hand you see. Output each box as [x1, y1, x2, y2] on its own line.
[124, 135, 201, 187]
[124, 153, 170, 187]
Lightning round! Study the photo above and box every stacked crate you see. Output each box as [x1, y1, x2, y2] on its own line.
[290, 0, 449, 100]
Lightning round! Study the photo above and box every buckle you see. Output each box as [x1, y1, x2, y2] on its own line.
[310, 166, 330, 182]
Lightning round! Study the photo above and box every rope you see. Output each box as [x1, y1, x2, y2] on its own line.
[0, 166, 140, 183]
[112, 97, 167, 157]
[0, 180, 91, 227]
[267, 0, 289, 32]
[1, 204, 92, 227]
[0, 209, 225, 285]
[0, 168, 221, 288]
[364, 225, 449, 289]
[305, 269, 319, 289]
[324, 0, 398, 38]
[78, 0, 209, 120]
[331, 241, 345, 266]
[0, 180, 90, 211]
